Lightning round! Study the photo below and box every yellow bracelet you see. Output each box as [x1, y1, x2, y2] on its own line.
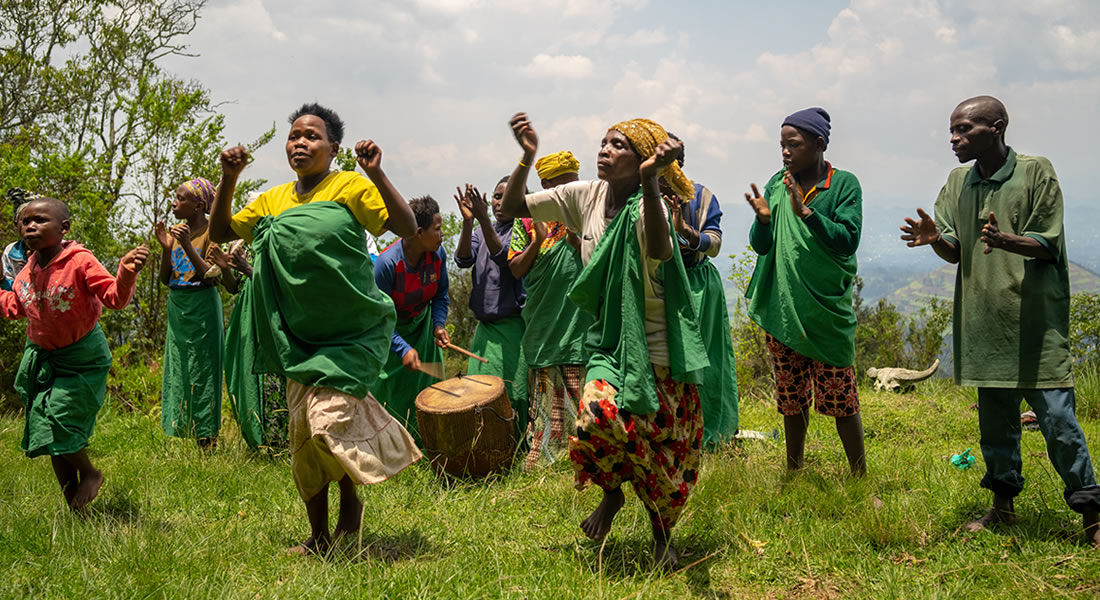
[519, 160, 529, 168]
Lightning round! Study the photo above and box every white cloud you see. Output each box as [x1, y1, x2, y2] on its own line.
[167, 0, 1100, 233]
[521, 54, 595, 79]
[1049, 25, 1100, 72]
[205, 0, 285, 41]
[606, 27, 669, 48]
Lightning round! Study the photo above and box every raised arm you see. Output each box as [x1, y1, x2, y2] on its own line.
[500, 113, 537, 219]
[467, 185, 503, 257]
[154, 221, 174, 285]
[639, 140, 681, 262]
[508, 220, 545, 279]
[454, 185, 476, 266]
[209, 245, 240, 294]
[210, 146, 248, 243]
[900, 208, 960, 264]
[745, 183, 773, 255]
[356, 140, 417, 239]
[84, 245, 149, 309]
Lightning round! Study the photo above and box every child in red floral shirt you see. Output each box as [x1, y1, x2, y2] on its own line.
[0, 197, 148, 510]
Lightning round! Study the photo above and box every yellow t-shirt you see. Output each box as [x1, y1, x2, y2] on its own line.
[230, 170, 390, 242]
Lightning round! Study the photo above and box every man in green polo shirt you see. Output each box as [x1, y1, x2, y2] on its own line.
[901, 95, 1100, 545]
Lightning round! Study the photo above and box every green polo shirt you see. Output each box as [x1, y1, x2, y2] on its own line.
[934, 148, 1073, 388]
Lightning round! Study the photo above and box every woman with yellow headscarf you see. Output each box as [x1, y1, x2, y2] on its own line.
[499, 113, 708, 570]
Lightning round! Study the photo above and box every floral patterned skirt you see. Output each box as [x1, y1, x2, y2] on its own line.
[525, 364, 584, 470]
[569, 365, 703, 530]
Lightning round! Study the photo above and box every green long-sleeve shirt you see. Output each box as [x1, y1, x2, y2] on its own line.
[746, 167, 862, 367]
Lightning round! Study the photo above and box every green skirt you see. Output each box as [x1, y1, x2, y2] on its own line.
[468, 316, 529, 435]
[371, 309, 442, 445]
[17, 325, 112, 458]
[687, 260, 739, 447]
[161, 286, 224, 439]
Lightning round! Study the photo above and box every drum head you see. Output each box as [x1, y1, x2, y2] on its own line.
[415, 374, 506, 414]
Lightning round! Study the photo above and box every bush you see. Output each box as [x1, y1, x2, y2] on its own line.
[1070, 292, 1100, 367]
[852, 277, 950, 381]
[726, 249, 774, 402]
[105, 342, 164, 413]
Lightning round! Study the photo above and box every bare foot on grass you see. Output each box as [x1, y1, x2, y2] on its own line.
[70, 470, 104, 511]
[964, 505, 1018, 532]
[580, 487, 624, 541]
[286, 535, 331, 557]
[1084, 509, 1100, 548]
[653, 535, 679, 571]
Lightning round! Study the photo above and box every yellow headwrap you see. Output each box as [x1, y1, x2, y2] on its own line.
[608, 118, 694, 202]
[535, 151, 581, 181]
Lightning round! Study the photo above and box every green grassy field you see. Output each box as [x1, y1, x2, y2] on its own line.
[2, 380, 1100, 599]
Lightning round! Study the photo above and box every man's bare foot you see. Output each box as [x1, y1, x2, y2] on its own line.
[964, 500, 1018, 532]
[70, 470, 104, 510]
[1083, 508, 1100, 548]
[580, 487, 625, 541]
[286, 534, 331, 556]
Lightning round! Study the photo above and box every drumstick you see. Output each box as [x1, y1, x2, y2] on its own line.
[445, 342, 488, 364]
[416, 362, 444, 379]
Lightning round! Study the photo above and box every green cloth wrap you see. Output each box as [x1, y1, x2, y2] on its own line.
[225, 277, 264, 448]
[372, 308, 443, 444]
[567, 193, 708, 415]
[687, 260, 739, 446]
[467, 315, 529, 435]
[161, 285, 224, 439]
[746, 171, 859, 367]
[249, 202, 396, 398]
[17, 325, 112, 458]
[521, 240, 592, 368]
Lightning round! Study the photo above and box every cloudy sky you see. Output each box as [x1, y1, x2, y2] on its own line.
[163, 0, 1100, 263]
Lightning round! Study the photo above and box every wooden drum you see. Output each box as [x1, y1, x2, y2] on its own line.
[415, 374, 516, 478]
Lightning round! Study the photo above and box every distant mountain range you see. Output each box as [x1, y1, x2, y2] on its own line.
[713, 203, 1100, 316]
[883, 261, 1100, 314]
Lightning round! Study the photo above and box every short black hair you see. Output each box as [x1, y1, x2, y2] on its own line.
[409, 195, 440, 229]
[27, 197, 69, 221]
[667, 132, 685, 167]
[956, 96, 1009, 131]
[496, 175, 530, 194]
[288, 103, 345, 144]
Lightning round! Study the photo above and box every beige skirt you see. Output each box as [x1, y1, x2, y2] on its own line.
[287, 380, 422, 501]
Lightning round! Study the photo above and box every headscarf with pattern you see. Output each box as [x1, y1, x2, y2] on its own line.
[6, 187, 42, 223]
[535, 150, 581, 181]
[607, 118, 694, 202]
[180, 177, 216, 213]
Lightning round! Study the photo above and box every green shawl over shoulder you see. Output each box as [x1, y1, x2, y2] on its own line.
[17, 324, 112, 458]
[567, 193, 708, 415]
[521, 240, 592, 368]
[225, 277, 264, 448]
[249, 201, 396, 399]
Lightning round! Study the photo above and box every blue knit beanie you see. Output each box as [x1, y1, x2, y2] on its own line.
[782, 107, 831, 148]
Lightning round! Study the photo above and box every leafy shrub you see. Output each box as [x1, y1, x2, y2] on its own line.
[105, 342, 163, 413]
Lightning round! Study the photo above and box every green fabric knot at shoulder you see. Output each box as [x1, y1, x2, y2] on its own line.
[567, 192, 708, 415]
[248, 201, 396, 399]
